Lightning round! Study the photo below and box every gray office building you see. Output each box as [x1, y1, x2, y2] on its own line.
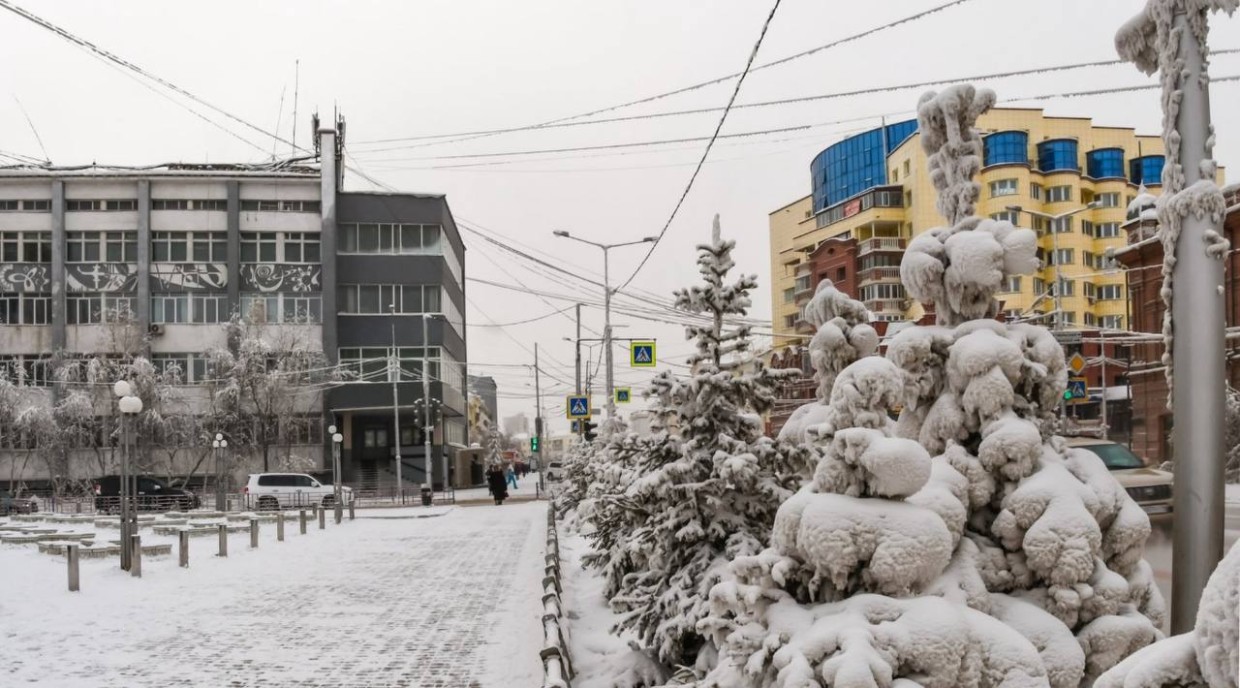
[0, 122, 467, 491]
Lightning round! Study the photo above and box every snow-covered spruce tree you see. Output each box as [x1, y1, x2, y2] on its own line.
[600, 215, 807, 673]
[696, 85, 1163, 688]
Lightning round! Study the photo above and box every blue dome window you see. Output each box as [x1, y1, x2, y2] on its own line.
[1129, 155, 1165, 186]
[984, 131, 1029, 167]
[810, 120, 917, 213]
[1086, 148, 1125, 179]
[1037, 139, 1080, 173]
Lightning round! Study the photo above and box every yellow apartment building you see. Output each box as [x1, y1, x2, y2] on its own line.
[770, 108, 1174, 341]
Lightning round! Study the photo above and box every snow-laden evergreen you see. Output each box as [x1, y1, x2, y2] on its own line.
[581, 216, 809, 673]
[695, 85, 1163, 688]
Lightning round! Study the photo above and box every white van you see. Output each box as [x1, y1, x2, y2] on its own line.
[243, 473, 353, 510]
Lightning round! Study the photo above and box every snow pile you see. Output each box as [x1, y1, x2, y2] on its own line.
[695, 86, 1163, 688]
[1096, 539, 1240, 688]
[578, 215, 810, 673]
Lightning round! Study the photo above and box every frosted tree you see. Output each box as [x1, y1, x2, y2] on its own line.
[597, 216, 807, 674]
[696, 85, 1163, 688]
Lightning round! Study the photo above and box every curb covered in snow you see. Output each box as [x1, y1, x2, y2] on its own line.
[542, 501, 574, 688]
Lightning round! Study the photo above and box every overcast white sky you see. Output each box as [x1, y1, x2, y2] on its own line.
[0, 0, 1237, 431]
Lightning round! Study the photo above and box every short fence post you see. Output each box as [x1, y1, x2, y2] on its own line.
[179, 530, 189, 568]
[217, 524, 228, 557]
[249, 518, 259, 548]
[67, 544, 80, 592]
[318, 506, 326, 530]
[334, 502, 342, 525]
[131, 534, 142, 578]
[348, 501, 355, 521]
[276, 512, 285, 541]
[75, 501, 82, 514]
[299, 510, 307, 534]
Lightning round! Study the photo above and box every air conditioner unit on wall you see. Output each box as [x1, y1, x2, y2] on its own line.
[149, 323, 165, 336]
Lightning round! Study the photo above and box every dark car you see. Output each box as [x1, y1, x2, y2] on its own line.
[93, 475, 200, 513]
[0, 490, 38, 515]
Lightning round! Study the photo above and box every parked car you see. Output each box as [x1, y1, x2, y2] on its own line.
[545, 461, 564, 482]
[0, 489, 38, 516]
[1066, 438, 1173, 514]
[243, 473, 353, 510]
[93, 475, 200, 513]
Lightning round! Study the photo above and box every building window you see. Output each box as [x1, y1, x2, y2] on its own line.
[1033, 277, 1047, 295]
[338, 284, 440, 314]
[0, 355, 52, 386]
[338, 223, 443, 255]
[66, 199, 137, 212]
[903, 160, 911, 176]
[1030, 183, 1042, 200]
[240, 292, 321, 323]
[983, 131, 1029, 167]
[783, 314, 796, 328]
[1100, 315, 1124, 330]
[191, 293, 227, 323]
[152, 199, 228, 211]
[282, 233, 321, 263]
[338, 346, 442, 383]
[990, 211, 1020, 224]
[1095, 192, 1121, 208]
[151, 353, 217, 384]
[67, 293, 133, 324]
[0, 231, 52, 262]
[1047, 248, 1074, 266]
[152, 232, 188, 262]
[1031, 217, 1047, 234]
[1001, 276, 1022, 293]
[1037, 139, 1079, 173]
[67, 231, 138, 262]
[782, 287, 794, 303]
[989, 179, 1019, 197]
[1054, 277, 1075, 297]
[1046, 185, 1073, 203]
[0, 293, 51, 325]
[1086, 148, 1126, 179]
[1097, 284, 1123, 300]
[151, 294, 189, 323]
[1083, 312, 1097, 327]
[240, 232, 278, 262]
[1095, 222, 1121, 238]
[0, 199, 50, 212]
[836, 267, 846, 282]
[1129, 155, 1165, 186]
[1057, 311, 1078, 326]
[1049, 217, 1073, 234]
[1083, 282, 1097, 299]
[859, 283, 906, 301]
[240, 200, 320, 212]
[890, 168, 899, 183]
[191, 232, 228, 261]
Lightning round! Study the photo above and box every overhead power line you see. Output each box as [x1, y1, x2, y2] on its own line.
[351, 0, 977, 148]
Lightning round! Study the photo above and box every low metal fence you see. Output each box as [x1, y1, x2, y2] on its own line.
[541, 501, 573, 688]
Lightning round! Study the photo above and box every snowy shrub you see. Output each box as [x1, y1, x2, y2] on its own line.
[694, 85, 1163, 688]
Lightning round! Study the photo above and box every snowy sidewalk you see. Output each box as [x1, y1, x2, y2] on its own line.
[0, 502, 547, 687]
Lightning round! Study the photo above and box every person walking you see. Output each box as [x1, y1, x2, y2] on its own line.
[506, 465, 519, 491]
[486, 465, 508, 505]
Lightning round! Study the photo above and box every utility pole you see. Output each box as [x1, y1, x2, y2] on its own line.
[389, 305, 403, 504]
[421, 312, 435, 496]
[1118, 0, 1228, 633]
[534, 343, 544, 492]
[574, 304, 582, 395]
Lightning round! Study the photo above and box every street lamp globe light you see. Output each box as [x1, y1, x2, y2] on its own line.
[219, 439, 227, 449]
[333, 433, 343, 443]
[328, 425, 337, 435]
[113, 380, 132, 398]
[215, 432, 224, 442]
[118, 395, 143, 415]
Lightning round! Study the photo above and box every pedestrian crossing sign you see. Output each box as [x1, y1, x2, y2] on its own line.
[615, 387, 631, 404]
[566, 395, 591, 419]
[631, 341, 656, 367]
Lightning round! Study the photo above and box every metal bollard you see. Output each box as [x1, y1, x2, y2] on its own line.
[131, 534, 142, 578]
[277, 512, 285, 541]
[318, 506, 326, 530]
[299, 510, 307, 534]
[179, 530, 189, 568]
[67, 544, 80, 592]
[334, 502, 342, 525]
[249, 518, 259, 548]
[75, 501, 82, 514]
[348, 501, 355, 521]
[217, 524, 228, 557]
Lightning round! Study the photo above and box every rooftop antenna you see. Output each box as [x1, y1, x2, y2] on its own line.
[271, 84, 287, 160]
[290, 59, 300, 156]
[13, 95, 50, 164]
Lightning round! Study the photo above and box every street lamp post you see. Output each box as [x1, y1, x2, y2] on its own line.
[113, 380, 143, 572]
[1005, 203, 1100, 331]
[329, 425, 343, 522]
[412, 397, 443, 499]
[212, 433, 227, 511]
[389, 304, 404, 504]
[419, 312, 445, 497]
[553, 231, 655, 425]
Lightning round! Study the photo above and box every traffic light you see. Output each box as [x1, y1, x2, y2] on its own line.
[531, 436, 540, 453]
[583, 420, 598, 443]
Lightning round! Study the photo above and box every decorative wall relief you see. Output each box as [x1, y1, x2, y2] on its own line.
[150, 263, 228, 292]
[239, 264, 321, 293]
[0, 264, 51, 293]
[66, 264, 138, 293]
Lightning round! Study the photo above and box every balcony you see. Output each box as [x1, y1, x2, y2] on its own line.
[864, 298, 906, 315]
[857, 238, 905, 255]
[858, 266, 902, 284]
[793, 318, 817, 335]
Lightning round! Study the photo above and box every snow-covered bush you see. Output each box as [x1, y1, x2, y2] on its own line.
[695, 85, 1163, 688]
[585, 216, 809, 673]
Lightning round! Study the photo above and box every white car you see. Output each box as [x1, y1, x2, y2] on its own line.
[243, 473, 353, 510]
[545, 461, 564, 482]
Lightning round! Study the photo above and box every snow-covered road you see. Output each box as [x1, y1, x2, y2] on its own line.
[0, 502, 547, 687]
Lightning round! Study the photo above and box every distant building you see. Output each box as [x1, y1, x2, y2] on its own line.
[503, 413, 530, 437]
[468, 375, 498, 422]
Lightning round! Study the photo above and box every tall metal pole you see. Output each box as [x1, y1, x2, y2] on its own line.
[535, 343, 544, 492]
[575, 304, 582, 395]
[390, 305, 403, 503]
[1169, 6, 1225, 633]
[120, 415, 130, 571]
[603, 247, 615, 423]
[422, 312, 434, 494]
[1099, 343, 1109, 441]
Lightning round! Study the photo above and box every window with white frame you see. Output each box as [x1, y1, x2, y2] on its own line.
[1047, 248, 1074, 266]
[1049, 217, 1073, 234]
[1096, 192, 1121, 207]
[67, 293, 134, 324]
[240, 232, 278, 262]
[1083, 282, 1097, 299]
[338, 284, 441, 314]
[1095, 222, 1121, 238]
[783, 314, 796, 328]
[782, 287, 795, 303]
[859, 283, 906, 301]
[1083, 312, 1097, 327]
[66, 199, 137, 212]
[989, 179, 1019, 197]
[0, 231, 52, 262]
[1047, 185, 1073, 203]
[150, 294, 189, 323]
[152, 199, 227, 211]
[338, 223, 443, 255]
[282, 233, 321, 263]
[0, 199, 49, 212]
[0, 293, 51, 324]
[338, 346, 442, 383]
[239, 292, 321, 323]
[0, 354, 52, 386]
[1055, 277, 1075, 297]
[1097, 284, 1123, 300]
[240, 200, 320, 212]
[1100, 315, 1124, 329]
[1001, 276, 1022, 293]
[151, 352, 215, 384]
[190, 232, 228, 262]
[1030, 183, 1043, 200]
[990, 211, 1020, 224]
[67, 231, 138, 262]
[191, 293, 228, 323]
[1057, 311, 1077, 326]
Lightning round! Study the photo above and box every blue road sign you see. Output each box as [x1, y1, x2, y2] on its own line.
[615, 387, 631, 404]
[566, 395, 591, 419]
[571, 420, 580, 432]
[1066, 377, 1088, 403]
[631, 341, 656, 367]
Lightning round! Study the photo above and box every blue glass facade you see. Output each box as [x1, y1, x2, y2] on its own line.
[1129, 155, 1165, 186]
[1037, 139, 1080, 173]
[810, 119, 917, 212]
[1086, 148, 1125, 179]
[983, 131, 1029, 167]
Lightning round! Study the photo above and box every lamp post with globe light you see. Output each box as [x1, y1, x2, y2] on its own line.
[329, 425, 344, 522]
[212, 434, 228, 511]
[113, 380, 143, 571]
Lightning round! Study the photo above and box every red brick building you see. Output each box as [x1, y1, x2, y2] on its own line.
[1113, 185, 1240, 464]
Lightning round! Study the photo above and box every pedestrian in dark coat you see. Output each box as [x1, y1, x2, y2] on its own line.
[486, 466, 508, 505]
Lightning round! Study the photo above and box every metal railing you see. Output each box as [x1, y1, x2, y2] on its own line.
[541, 501, 573, 687]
